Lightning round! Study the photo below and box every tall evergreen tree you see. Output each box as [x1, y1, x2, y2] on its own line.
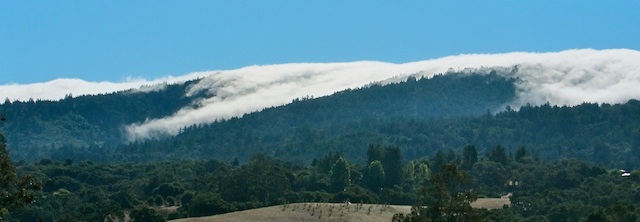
[461, 145, 478, 170]
[431, 150, 446, 173]
[488, 145, 509, 165]
[382, 146, 403, 188]
[515, 146, 528, 162]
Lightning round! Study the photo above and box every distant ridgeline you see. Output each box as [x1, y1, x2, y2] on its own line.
[0, 79, 207, 160]
[2, 71, 639, 168]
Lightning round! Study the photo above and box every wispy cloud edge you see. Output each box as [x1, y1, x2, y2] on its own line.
[2, 49, 638, 141]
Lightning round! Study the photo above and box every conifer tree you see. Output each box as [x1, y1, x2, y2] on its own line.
[382, 146, 403, 188]
[0, 133, 41, 216]
[515, 146, 528, 162]
[461, 145, 478, 170]
[431, 150, 446, 173]
[488, 145, 509, 165]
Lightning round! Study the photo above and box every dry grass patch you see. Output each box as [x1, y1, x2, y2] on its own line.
[171, 196, 511, 222]
[171, 203, 410, 222]
[470, 193, 511, 209]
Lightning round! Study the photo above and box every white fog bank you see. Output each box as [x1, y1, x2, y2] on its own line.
[1, 49, 638, 140]
[124, 49, 640, 140]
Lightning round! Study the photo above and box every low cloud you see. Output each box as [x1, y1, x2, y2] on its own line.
[2, 49, 639, 141]
[0, 72, 209, 102]
[124, 49, 640, 140]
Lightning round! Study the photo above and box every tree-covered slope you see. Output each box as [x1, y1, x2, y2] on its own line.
[111, 72, 640, 168]
[116, 99, 640, 168]
[4, 70, 639, 169]
[112, 72, 517, 163]
[2, 71, 518, 162]
[0, 79, 206, 159]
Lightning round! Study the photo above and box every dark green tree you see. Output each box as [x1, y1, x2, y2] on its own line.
[585, 210, 607, 222]
[152, 182, 185, 198]
[0, 133, 41, 216]
[219, 155, 292, 204]
[431, 150, 446, 173]
[330, 156, 350, 192]
[231, 157, 240, 167]
[515, 146, 527, 163]
[367, 144, 384, 164]
[592, 143, 611, 165]
[184, 192, 236, 217]
[382, 146, 403, 188]
[461, 145, 478, 170]
[472, 160, 508, 191]
[606, 203, 639, 222]
[364, 160, 385, 192]
[396, 164, 479, 222]
[488, 145, 509, 165]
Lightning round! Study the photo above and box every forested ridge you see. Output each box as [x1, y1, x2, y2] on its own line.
[2, 70, 640, 221]
[123, 99, 640, 168]
[0, 79, 205, 158]
[2, 71, 639, 168]
[1, 72, 517, 162]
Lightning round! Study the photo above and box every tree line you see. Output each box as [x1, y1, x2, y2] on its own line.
[3, 134, 640, 221]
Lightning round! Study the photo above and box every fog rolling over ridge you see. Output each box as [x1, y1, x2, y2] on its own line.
[124, 49, 640, 140]
[1, 49, 639, 141]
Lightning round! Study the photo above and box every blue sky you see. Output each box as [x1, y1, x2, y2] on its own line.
[1, 1, 638, 84]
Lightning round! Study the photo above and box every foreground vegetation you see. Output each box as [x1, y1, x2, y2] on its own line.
[3, 138, 640, 221]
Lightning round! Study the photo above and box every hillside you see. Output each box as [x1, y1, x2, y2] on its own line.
[4, 68, 640, 169]
[1, 71, 517, 162]
[0, 79, 206, 159]
[116, 94, 640, 168]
